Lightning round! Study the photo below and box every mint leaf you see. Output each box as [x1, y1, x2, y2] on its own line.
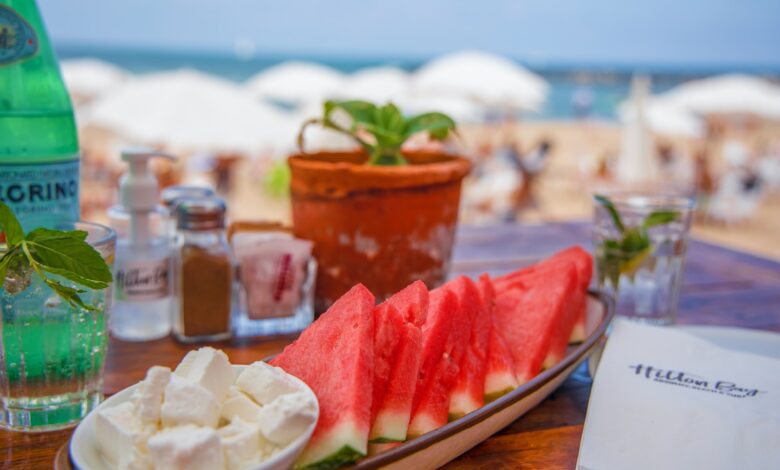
[301, 100, 458, 166]
[40, 276, 95, 311]
[643, 210, 679, 228]
[404, 112, 457, 141]
[0, 201, 24, 246]
[594, 194, 625, 233]
[25, 235, 112, 286]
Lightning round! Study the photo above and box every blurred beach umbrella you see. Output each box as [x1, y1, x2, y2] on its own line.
[245, 61, 345, 107]
[396, 95, 483, 123]
[619, 100, 703, 138]
[61, 58, 128, 103]
[656, 74, 780, 119]
[412, 50, 549, 111]
[616, 76, 658, 186]
[85, 69, 292, 155]
[339, 66, 411, 102]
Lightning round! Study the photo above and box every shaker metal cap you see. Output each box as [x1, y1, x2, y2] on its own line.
[161, 185, 215, 208]
[175, 197, 226, 230]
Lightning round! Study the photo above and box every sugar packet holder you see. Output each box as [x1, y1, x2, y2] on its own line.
[229, 221, 316, 323]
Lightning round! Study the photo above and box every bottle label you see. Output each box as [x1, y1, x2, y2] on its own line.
[0, 5, 38, 66]
[114, 258, 170, 301]
[0, 159, 80, 229]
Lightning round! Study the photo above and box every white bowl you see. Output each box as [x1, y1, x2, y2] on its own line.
[70, 365, 319, 470]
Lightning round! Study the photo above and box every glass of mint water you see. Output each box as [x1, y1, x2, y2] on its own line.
[593, 193, 694, 325]
[0, 222, 115, 431]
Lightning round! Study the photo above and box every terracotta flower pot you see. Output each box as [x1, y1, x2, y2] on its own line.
[288, 150, 471, 312]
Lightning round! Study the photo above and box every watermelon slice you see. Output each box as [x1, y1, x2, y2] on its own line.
[386, 279, 429, 327]
[550, 247, 592, 343]
[495, 246, 592, 345]
[448, 274, 493, 419]
[481, 276, 519, 401]
[270, 284, 375, 469]
[496, 262, 581, 369]
[493, 264, 578, 383]
[369, 282, 428, 443]
[408, 276, 477, 437]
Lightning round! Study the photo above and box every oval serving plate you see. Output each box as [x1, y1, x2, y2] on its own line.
[69, 365, 319, 470]
[351, 289, 614, 469]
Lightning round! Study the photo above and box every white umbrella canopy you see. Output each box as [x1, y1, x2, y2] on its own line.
[61, 58, 128, 102]
[245, 61, 346, 107]
[412, 50, 549, 111]
[396, 94, 484, 124]
[85, 69, 292, 155]
[618, 99, 704, 138]
[656, 74, 780, 119]
[339, 66, 411, 102]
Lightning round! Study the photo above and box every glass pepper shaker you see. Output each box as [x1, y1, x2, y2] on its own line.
[172, 197, 233, 342]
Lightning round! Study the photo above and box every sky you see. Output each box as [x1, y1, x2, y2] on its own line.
[38, 0, 780, 69]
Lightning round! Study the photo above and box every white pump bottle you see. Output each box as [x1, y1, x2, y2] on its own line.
[111, 149, 176, 341]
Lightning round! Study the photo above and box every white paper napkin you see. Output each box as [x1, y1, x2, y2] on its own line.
[577, 319, 780, 470]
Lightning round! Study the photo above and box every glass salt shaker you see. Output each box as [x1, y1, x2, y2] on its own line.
[172, 197, 233, 342]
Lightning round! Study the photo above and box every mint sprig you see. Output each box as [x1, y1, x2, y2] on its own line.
[297, 100, 457, 166]
[0, 201, 112, 311]
[595, 194, 680, 287]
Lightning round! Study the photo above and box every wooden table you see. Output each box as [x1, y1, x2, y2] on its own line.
[3, 222, 780, 469]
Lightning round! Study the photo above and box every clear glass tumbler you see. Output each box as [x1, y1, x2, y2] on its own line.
[0, 222, 116, 431]
[593, 193, 693, 325]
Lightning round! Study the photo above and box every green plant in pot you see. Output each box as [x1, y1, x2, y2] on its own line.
[290, 100, 471, 312]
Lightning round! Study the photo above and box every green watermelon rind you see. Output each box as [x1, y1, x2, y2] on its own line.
[447, 391, 481, 421]
[295, 445, 364, 470]
[484, 386, 516, 403]
[293, 417, 368, 469]
[368, 411, 408, 443]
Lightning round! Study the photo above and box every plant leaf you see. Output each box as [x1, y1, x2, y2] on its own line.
[0, 249, 21, 286]
[325, 100, 377, 126]
[24, 234, 112, 285]
[40, 276, 95, 311]
[0, 201, 24, 247]
[643, 210, 679, 228]
[594, 194, 625, 233]
[404, 112, 457, 141]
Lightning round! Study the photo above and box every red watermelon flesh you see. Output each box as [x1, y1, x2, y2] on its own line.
[496, 246, 592, 344]
[369, 302, 405, 442]
[385, 280, 429, 327]
[448, 274, 493, 419]
[494, 265, 578, 383]
[485, 322, 520, 401]
[408, 276, 477, 437]
[369, 299, 424, 443]
[550, 247, 592, 342]
[270, 284, 375, 469]
[497, 261, 581, 369]
[480, 276, 519, 400]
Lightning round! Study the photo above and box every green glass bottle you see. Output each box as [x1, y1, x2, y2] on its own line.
[0, 0, 79, 230]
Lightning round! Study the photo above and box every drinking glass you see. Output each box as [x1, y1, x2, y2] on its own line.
[593, 193, 693, 325]
[0, 222, 116, 431]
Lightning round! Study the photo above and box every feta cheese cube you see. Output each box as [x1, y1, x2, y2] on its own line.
[221, 386, 263, 424]
[95, 401, 152, 468]
[235, 362, 299, 405]
[175, 347, 235, 403]
[256, 391, 317, 446]
[161, 375, 220, 428]
[218, 417, 264, 470]
[148, 425, 225, 470]
[133, 366, 171, 428]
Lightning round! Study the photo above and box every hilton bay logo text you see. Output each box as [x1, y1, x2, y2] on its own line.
[628, 364, 764, 399]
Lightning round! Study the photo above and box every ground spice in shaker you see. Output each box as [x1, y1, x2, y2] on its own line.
[174, 197, 233, 342]
[180, 245, 232, 337]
